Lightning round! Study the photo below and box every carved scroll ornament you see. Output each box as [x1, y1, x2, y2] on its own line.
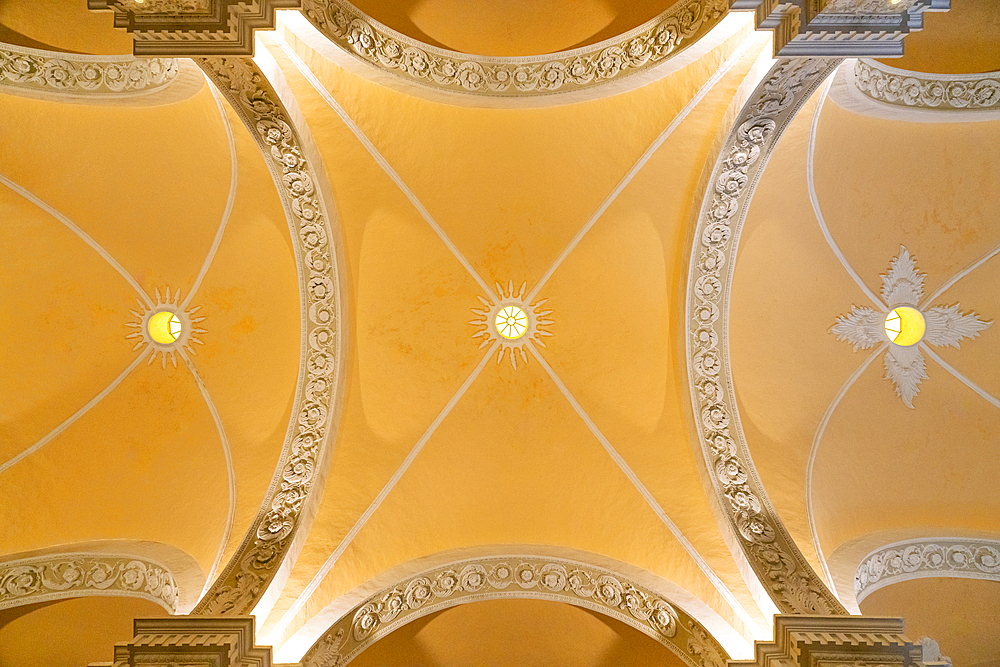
[686, 57, 848, 615]
[854, 59, 1000, 112]
[0, 554, 178, 612]
[302, 556, 729, 667]
[191, 55, 342, 616]
[299, 0, 729, 97]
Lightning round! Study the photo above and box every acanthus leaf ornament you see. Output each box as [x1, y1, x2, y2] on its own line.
[302, 556, 726, 667]
[191, 56, 342, 616]
[687, 57, 848, 615]
[831, 246, 991, 408]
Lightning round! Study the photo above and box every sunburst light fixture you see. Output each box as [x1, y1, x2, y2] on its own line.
[126, 287, 206, 368]
[471, 280, 553, 369]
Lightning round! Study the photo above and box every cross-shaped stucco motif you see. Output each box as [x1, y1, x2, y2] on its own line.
[831, 246, 991, 407]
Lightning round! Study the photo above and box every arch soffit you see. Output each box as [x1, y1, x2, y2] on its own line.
[189, 44, 348, 616]
[286, 0, 737, 107]
[684, 57, 848, 615]
[0, 539, 204, 614]
[286, 546, 740, 667]
[827, 57, 1000, 123]
[0, 41, 205, 105]
[827, 530, 1000, 614]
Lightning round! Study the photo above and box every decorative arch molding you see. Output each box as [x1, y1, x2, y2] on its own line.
[855, 537, 1000, 604]
[292, 548, 735, 667]
[190, 44, 347, 617]
[0, 540, 205, 614]
[685, 57, 849, 615]
[828, 57, 1000, 122]
[293, 0, 730, 101]
[0, 42, 204, 105]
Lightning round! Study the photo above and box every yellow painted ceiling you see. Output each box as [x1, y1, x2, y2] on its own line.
[0, 80, 300, 578]
[860, 578, 1000, 667]
[350, 598, 688, 667]
[258, 18, 771, 654]
[0, 596, 168, 667]
[731, 75, 1000, 586]
[0, 0, 133, 55]
[876, 0, 1000, 75]
[348, 0, 682, 56]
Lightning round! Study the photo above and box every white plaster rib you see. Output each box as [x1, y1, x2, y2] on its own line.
[922, 241, 1000, 309]
[0, 347, 151, 475]
[806, 73, 886, 312]
[921, 343, 1000, 410]
[0, 174, 153, 308]
[181, 76, 239, 310]
[275, 35, 494, 299]
[266, 341, 500, 649]
[527, 343, 766, 637]
[179, 348, 236, 597]
[525, 32, 760, 304]
[804, 342, 887, 599]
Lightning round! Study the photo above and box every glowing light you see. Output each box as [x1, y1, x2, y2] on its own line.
[495, 305, 528, 339]
[884, 306, 925, 346]
[148, 310, 182, 344]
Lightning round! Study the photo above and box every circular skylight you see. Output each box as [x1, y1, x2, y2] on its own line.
[495, 305, 528, 339]
[148, 310, 182, 344]
[884, 306, 925, 346]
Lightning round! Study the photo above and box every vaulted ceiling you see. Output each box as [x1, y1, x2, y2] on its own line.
[2, 1, 998, 666]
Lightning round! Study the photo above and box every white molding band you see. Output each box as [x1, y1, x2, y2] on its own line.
[0, 553, 179, 613]
[299, 554, 730, 667]
[685, 56, 848, 615]
[191, 53, 346, 616]
[828, 58, 1000, 123]
[855, 538, 1000, 603]
[296, 0, 729, 100]
[854, 59, 1000, 112]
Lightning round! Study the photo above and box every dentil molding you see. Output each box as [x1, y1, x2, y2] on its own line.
[686, 57, 847, 615]
[0, 42, 179, 97]
[854, 59, 1000, 112]
[729, 614, 926, 667]
[301, 556, 729, 667]
[191, 55, 343, 616]
[855, 538, 1000, 603]
[0, 553, 178, 612]
[111, 616, 272, 667]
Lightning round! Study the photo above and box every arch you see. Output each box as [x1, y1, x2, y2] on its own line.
[0, 540, 204, 614]
[827, 530, 1000, 614]
[277, 546, 748, 666]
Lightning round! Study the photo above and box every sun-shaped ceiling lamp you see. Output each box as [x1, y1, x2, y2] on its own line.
[127, 287, 206, 367]
[471, 280, 553, 369]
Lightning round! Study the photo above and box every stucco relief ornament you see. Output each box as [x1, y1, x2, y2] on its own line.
[831, 246, 991, 407]
[470, 280, 553, 369]
[126, 286, 206, 368]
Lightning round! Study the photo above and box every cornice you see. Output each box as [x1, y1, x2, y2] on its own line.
[0, 553, 178, 612]
[300, 555, 729, 667]
[854, 58, 1000, 111]
[685, 57, 848, 615]
[855, 538, 1000, 603]
[0, 42, 179, 97]
[191, 54, 344, 616]
[297, 0, 730, 98]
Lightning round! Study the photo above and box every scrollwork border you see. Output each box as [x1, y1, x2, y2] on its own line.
[301, 555, 730, 667]
[298, 0, 730, 98]
[855, 538, 1000, 603]
[685, 57, 848, 615]
[191, 55, 344, 616]
[853, 58, 1000, 112]
[0, 554, 179, 613]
